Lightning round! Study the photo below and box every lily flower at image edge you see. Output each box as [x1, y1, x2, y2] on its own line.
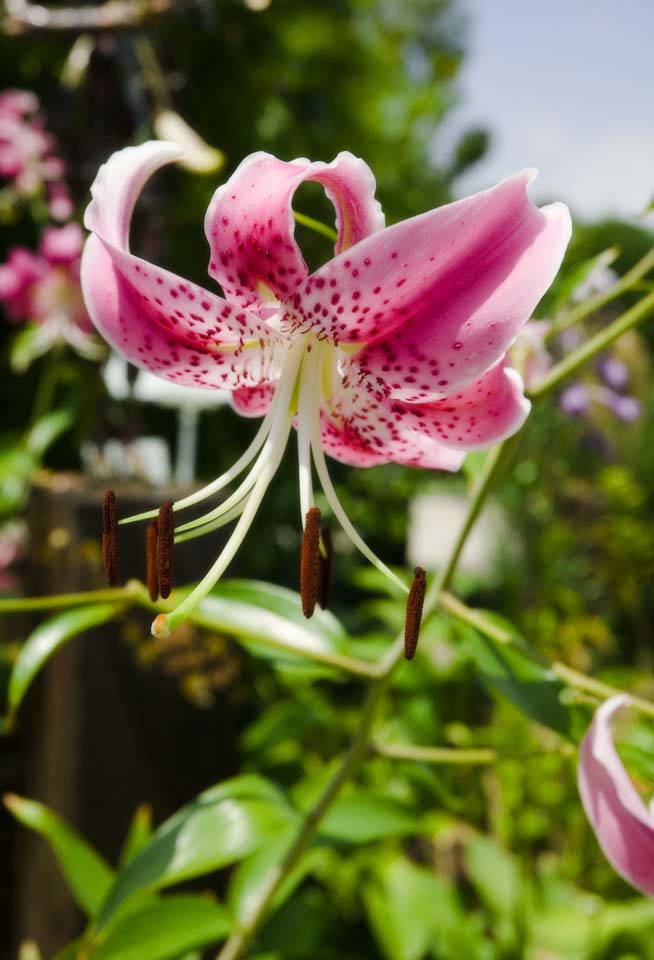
[578, 695, 654, 896]
[81, 141, 571, 636]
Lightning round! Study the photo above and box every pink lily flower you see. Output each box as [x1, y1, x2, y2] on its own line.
[578, 695, 654, 895]
[0, 223, 104, 366]
[0, 88, 73, 221]
[81, 142, 570, 635]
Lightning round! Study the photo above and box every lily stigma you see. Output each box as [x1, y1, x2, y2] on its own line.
[81, 141, 571, 638]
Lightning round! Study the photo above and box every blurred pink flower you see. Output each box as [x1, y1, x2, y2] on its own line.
[0, 88, 73, 221]
[82, 142, 570, 633]
[0, 223, 104, 365]
[578, 695, 654, 896]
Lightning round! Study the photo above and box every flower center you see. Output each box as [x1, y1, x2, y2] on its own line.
[118, 332, 407, 639]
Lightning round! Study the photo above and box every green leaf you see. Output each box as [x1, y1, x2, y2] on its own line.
[364, 856, 476, 960]
[10, 324, 48, 373]
[464, 835, 522, 919]
[96, 776, 297, 931]
[7, 603, 121, 723]
[460, 614, 584, 739]
[318, 791, 419, 844]
[26, 409, 74, 457]
[119, 804, 153, 868]
[4, 794, 114, 918]
[192, 580, 348, 677]
[228, 827, 320, 924]
[92, 895, 231, 960]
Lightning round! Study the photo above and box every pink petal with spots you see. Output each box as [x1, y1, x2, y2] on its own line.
[578, 695, 654, 896]
[84, 140, 183, 248]
[292, 172, 570, 398]
[204, 151, 384, 309]
[82, 141, 281, 390]
[231, 383, 277, 417]
[82, 235, 281, 391]
[320, 372, 467, 471]
[399, 362, 531, 451]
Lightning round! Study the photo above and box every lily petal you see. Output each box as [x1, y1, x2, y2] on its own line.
[84, 140, 183, 249]
[82, 235, 282, 390]
[293, 171, 570, 401]
[402, 362, 531, 451]
[578, 695, 654, 895]
[204, 151, 384, 309]
[231, 383, 277, 417]
[82, 141, 281, 390]
[323, 359, 526, 467]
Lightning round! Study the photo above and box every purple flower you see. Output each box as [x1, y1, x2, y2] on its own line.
[560, 382, 590, 416]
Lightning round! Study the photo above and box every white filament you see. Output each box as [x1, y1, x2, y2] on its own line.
[308, 393, 409, 596]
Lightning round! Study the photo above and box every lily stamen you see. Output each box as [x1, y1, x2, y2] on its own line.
[102, 489, 119, 586]
[404, 566, 427, 660]
[146, 518, 159, 602]
[300, 507, 322, 618]
[157, 500, 174, 599]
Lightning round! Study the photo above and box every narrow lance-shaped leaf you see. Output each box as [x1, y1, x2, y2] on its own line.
[91, 895, 231, 960]
[4, 794, 114, 918]
[7, 603, 122, 723]
[96, 776, 298, 931]
[456, 612, 586, 740]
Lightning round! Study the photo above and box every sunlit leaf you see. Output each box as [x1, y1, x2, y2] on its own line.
[96, 776, 297, 931]
[4, 794, 114, 918]
[192, 580, 348, 677]
[7, 604, 121, 723]
[228, 828, 321, 923]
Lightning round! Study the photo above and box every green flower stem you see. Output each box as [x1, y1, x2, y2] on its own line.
[551, 662, 654, 719]
[438, 591, 654, 720]
[293, 211, 338, 242]
[216, 431, 517, 960]
[0, 582, 146, 613]
[26, 344, 63, 431]
[216, 675, 391, 960]
[529, 289, 654, 399]
[548, 247, 654, 337]
[373, 742, 576, 764]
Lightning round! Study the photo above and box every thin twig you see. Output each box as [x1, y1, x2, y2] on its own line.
[529, 290, 654, 398]
[2, 0, 195, 34]
[547, 247, 654, 337]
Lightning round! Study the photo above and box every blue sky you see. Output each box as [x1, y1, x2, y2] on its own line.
[439, 0, 653, 221]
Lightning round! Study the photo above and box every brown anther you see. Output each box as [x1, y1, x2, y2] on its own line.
[157, 500, 174, 599]
[102, 489, 119, 586]
[318, 525, 334, 610]
[300, 507, 321, 618]
[404, 566, 427, 660]
[146, 518, 159, 602]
